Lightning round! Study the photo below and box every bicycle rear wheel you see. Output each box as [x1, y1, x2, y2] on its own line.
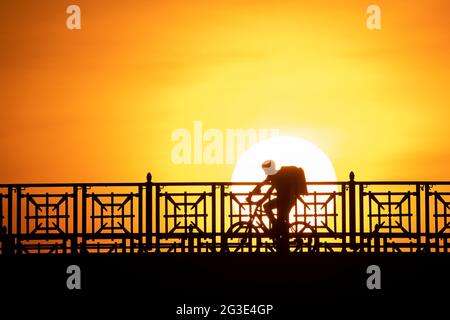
[289, 221, 319, 252]
[221, 221, 268, 252]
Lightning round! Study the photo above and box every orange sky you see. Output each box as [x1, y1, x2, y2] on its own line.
[0, 0, 449, 183]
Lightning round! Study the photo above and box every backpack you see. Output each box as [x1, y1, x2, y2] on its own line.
[277, 166, 308, 196]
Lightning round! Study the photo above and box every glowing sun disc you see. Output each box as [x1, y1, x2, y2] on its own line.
[232, 135, 337, 184]
[231, 136, 338, 218]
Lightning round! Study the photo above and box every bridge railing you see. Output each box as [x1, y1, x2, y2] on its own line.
[1, 173, 450, 254]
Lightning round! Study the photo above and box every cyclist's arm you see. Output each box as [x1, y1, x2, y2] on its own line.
[256, 185, 275, 205]
[247, 176, 270, 202]
[250, 176, 270, 195]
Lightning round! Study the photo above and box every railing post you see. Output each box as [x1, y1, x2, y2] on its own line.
[81, 185, 87, 253]
[0, 191, 3, 255]
[145, 173, 152, 251]
[349, 172, 356, 248]
[16, 186, 22, 254]
[341, 183, 347, 252]
[211, 184, 216, 252]
[155, 184, 161, 253]
[424, 183, 430, 252]
[415, 184, 421, 252]
[72, 186, 78, 254]
[7, 187, 13, 236]
[7, 186, 13, 254]
[220, 185, 225, 252]
[188, 225, 194, 253]
[0, 193, 3, 233]
[138, 184, 143, 252]
[359, 183, 365, 252]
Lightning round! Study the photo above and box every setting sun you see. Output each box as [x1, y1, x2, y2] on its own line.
[232, 135, 337, 185]
[231, 135, 338, 220]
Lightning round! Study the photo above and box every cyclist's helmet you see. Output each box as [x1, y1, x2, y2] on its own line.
[262, 160, 278, 176]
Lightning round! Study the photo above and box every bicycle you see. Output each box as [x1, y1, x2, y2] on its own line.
[221, 202, 320, 253]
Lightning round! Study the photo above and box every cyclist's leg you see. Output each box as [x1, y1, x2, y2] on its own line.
[262, 198, 281, 247]
[276, 200, 294, 253]
[263, 198, 277, 225]
[277, 220, 289, 253]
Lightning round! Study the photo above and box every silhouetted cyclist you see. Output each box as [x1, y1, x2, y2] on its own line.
[246, 160, 308, 253]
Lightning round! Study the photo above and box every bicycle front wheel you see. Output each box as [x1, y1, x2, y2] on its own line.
[221, 221, 268, 252]
[289, 221, 320, 252]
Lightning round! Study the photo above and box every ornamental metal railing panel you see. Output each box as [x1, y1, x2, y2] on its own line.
[1, 173, 450, 254]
